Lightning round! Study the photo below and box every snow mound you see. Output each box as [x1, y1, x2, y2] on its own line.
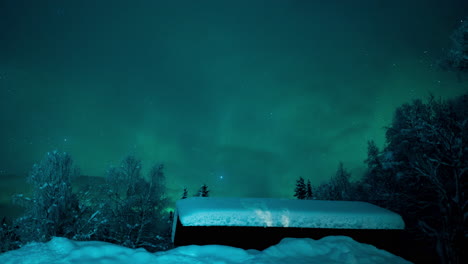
[0, 236, 412, 264]
[175, 197, 405, 229]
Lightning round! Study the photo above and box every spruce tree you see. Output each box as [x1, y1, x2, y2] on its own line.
[181, 187, 188, 199]
[294, 177, 307, 200]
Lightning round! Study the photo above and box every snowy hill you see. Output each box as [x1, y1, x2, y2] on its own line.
[0, 236, 412, 264]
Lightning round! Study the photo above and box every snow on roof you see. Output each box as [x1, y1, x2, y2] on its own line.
[0, 236, 412, 264]
[175, 197, 405, 230]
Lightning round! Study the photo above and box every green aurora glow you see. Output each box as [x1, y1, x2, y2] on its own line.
[0, 0, 467, 205]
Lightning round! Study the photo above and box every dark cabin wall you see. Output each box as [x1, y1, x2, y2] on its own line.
[173, 216, 406, 256]
[173, 216, 439, 263]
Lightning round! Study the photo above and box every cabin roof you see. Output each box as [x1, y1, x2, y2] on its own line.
[175, 197, 405, 230]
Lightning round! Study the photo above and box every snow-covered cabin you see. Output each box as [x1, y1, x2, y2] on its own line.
[172, 197, 405, 255]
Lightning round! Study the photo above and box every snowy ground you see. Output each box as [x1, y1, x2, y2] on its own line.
[0, 236, 411, 264]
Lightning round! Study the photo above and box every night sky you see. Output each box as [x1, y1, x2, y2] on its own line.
[0, 0, 467, 206]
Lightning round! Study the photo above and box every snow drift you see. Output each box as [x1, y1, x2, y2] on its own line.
[0, 236, 412, 264]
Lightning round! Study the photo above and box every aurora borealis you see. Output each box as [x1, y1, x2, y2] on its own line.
[0, 0, 467, 207]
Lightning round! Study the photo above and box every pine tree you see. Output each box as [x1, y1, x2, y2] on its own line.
[306, 180, 313, 199]
[181, 187, 188, 199]
[294, 177, 307, 200]
[197, 184, 209, 197]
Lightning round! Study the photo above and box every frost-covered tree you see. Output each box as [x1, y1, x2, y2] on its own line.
[294, 177, 307, 199]
[107, 155, 142, 198]
[14, 151, 80, 243]
[381, 95, 467, 264]
[197, 184, 209, 197]
[181, 187, 188, 199]
[440, 18, 468, 76]
[96, 156, 170, 251]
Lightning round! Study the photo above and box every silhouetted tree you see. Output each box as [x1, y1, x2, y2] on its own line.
[314, 163, 353, 201]
[360, 141, 401, 208]
[294, 177, 307, 199]
[380, 95, 467, 264]
[306, 180, 313, 200]
[330, 162, 352, 200]
[181, 187, 188, 199]
[314, 182, 331, 200]
[197, 184, 209, 197]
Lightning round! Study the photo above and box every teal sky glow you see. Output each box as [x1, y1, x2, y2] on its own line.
[0, 0, 467, 205]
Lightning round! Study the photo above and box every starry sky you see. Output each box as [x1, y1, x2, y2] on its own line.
[0, 0, 467, 206]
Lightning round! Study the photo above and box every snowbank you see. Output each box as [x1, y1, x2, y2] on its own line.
[0, 236, 412, 264]
[175, 197, 405, 229]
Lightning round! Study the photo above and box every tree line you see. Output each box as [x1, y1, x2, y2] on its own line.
[293, 94, 467, 264]
[291, 18, 468, 263]
[181, 184, 210, 199]
[0, 152, 214, 253]
[0, 154, 177, 253]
